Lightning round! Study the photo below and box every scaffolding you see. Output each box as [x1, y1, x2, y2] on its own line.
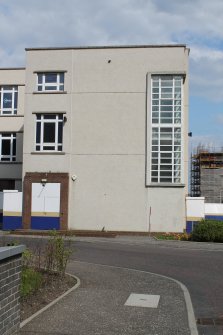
[190, 149, 223, 202]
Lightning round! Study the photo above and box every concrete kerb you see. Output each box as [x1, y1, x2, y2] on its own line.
[20, 273, 81, 329]
[71, 260, 199, 335]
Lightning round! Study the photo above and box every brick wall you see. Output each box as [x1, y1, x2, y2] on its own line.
[0, 246, 25, 335]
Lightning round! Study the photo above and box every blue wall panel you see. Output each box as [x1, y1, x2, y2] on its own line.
[186, 221, 199, 233]
[205, 215, 223, 221]
[0, 213, 3, 229]
[3, 216, 22, 230]
[31, 216, 60, 230]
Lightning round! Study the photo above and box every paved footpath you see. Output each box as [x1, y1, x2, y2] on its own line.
[19, 260, 197, 335]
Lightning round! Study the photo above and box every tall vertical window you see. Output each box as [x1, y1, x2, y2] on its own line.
[0, 133, 16, 161]
[36, 114, 63, 151]
[37, 73, 64, 92]
[151, 75, 183, 183]
[0, 86, 18, 115]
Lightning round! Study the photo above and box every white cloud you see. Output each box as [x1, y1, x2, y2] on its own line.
[0, 0, 223, 102]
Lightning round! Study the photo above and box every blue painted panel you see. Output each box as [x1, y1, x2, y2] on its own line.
[186, 221, 199, 233]
[0, 213, 3, 229]
[3, 216, 22, 230]
[31, 216, 60, 230]
[205, 215, 223, 221]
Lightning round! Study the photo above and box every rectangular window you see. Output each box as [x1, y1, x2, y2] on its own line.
[35, 114, 63, 151]
[0, 133, 16, 161]
[0, 86, 18, 115]
[150, 75, 183, 184]
[37, 73, 64, 92]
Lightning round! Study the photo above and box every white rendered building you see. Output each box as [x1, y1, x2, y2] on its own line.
[0, 45, 189, 232]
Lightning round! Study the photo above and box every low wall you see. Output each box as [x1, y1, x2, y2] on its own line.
[186, 197, 223, 233]
[2, 191, 22, 230]
[0, 245, 25, 335]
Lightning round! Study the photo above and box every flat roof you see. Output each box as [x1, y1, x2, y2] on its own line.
[26, 44, 187, 51]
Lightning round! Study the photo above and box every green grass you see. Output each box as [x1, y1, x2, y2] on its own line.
[20, 268, 43, 298]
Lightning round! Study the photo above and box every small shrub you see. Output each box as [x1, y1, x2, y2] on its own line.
[44, 230, 72, 276]
[22, 248, 33, 268]
[20, 268, 42, 298]
[191, 219, 223, 242]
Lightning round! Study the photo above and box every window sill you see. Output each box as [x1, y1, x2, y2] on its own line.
[33, 91, 67, 95]
[0, 161, 22, 164]
[0, 115, 24, 117]
[31, 151, 65, 155]
[146, 183, 185, 188]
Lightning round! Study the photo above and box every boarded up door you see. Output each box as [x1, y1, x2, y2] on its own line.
[31, 183, 61, 230]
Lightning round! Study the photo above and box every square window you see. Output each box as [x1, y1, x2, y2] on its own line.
[0, 133, 16, 161]
[37, 72, 65, 92]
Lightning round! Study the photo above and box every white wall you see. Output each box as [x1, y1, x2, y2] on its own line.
[186, 197, 205, 220]
[3, 191, 22, 214]
[23, 46, 189, 232]
[205, 203, 223, 215]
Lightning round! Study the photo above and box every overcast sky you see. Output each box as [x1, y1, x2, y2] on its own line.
[0, 0, 222, 151]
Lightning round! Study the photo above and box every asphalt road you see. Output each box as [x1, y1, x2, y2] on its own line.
[1, 235, 223, 334]
[72, 240, 223, 335]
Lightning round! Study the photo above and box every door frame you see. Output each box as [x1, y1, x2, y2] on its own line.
[23, 172, 69, 230]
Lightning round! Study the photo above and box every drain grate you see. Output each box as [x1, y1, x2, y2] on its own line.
[197, 318, 223, 326]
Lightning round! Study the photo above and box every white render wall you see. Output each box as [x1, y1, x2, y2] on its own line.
[23, 46, 189, 232]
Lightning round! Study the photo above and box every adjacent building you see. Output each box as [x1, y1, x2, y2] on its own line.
[0, 45, 190, 232]
[191, 150, 223, 203]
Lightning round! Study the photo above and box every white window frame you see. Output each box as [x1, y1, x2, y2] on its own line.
[150, 75, 183, 184]
[35, 114, 63, 152]
[0, 86, 18, 115]
[0, 133, 16, 162]
[37, 73, 64, 92]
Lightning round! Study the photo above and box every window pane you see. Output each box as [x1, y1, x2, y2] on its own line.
[161, 152, 172, 158]
[160, 171, 172, 176]
[161, 100, 173, 106]
[161, 158, 172, 164]
[59, 73, 64, 83]
[36, 122, 41, 143]
[58, 123, 63, 144]
[160, 140, 172, 145]
[45, 86, 57, 91]
[3, 93, 12, 108]
[2, 140, 11, 155]
[14, 92, 18, 110]
[152, 165, 158, 170]
[13, 138, 16, 156]
[160, 165, 172, 170]
[160, 178, 172, 182]
[43, 123, 55, 143]
[45, 73, 57, 83]
[44, 115, 56, 120]
[43, 146, 55, 150]
[38, 74, 43, 84]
